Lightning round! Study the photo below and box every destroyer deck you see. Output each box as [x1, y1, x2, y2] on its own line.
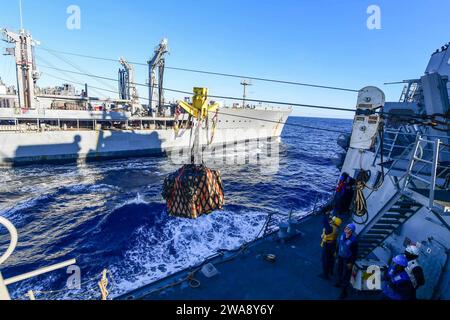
[116, 214, 381, 300]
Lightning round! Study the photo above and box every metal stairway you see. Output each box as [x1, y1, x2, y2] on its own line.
[357, 193, 422, 259]
[402, 136, 450, 213]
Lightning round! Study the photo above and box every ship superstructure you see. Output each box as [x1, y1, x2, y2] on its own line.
[340, 43, 450, 299]
[0, 28, 291, 166]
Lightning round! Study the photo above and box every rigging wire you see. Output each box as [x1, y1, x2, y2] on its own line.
[36, 65, 450, 121]
[40, 49, 118, 93]
[40, 67, 448, 132]
[40, 71, 159, 104]
[215, 110, 349, 134]
[40, 72, 351, 134]
[24, 48, 450, 123]
[37, 46, 359, 93]
[37, 64, 448, 131]
[37, 64, 356, 113]
[36, 56, 107, 98]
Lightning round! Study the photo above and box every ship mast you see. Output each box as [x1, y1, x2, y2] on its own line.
[240, 79, 252, 108]
[1, 28, 40, 109]
[119, 57, 142, 115]
[19, 0, 24, 31]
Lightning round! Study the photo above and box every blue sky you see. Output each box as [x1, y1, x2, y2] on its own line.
[1, 0, 449, 118]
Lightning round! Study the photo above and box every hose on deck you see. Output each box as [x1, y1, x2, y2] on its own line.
[353, 170, 369, 218]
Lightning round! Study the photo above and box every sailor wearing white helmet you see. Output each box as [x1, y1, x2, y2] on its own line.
[404, 244, 425, 299]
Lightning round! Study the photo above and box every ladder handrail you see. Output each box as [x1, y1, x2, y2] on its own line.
[0, 217, 18, 265]
[0, 216, 77, 300]
[402, 136, 449, 209]
[429, 139, 440, 208]
[357, 192, 402, 239]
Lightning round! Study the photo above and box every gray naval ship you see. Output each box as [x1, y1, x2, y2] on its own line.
[0, 28, 291, 167]
[0, 36, 449, 300]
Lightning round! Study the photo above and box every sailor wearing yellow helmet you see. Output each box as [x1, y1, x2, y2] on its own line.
[318, 215, 342, 280]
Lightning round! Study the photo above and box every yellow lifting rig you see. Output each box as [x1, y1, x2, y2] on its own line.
[178, 87, 219, 121]
[161, 87, 225, 218]
[177, 87, 220, 163]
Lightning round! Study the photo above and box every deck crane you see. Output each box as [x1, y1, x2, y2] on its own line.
[118, 57, 143, 115]
[1, 28, 40, 110]
[148, 38, 169, 117]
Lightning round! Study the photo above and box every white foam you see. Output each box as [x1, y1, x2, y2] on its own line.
[64, 183, 117, 194]
[106, 209, 269, 297]
[113, 193, 148, 211]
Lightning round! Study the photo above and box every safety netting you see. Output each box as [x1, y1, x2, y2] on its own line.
[162, 164, 225, 218]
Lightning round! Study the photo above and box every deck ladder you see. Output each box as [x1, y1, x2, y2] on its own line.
[357, 193, 422, 259]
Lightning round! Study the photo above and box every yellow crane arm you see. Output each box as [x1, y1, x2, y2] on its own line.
[178, 100, 199, 118]
[177, 87, 220, 120]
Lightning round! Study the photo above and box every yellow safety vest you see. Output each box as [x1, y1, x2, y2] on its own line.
[321, 225, 338, 247]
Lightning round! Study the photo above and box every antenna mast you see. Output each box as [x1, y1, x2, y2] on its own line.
[19, 0, 24, 31]
[240, 79, 252, 108]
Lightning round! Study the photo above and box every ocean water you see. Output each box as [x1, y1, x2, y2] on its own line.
[0, 116, 351, 300]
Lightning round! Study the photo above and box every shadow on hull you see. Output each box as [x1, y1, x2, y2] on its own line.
[2, 130, 280, 168]
[2, 131, 166, 168]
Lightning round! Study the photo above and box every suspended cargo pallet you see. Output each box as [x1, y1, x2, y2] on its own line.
[162, 164, 225, 219]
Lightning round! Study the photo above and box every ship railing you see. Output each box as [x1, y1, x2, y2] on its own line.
[402, 135, 450, 212]
[380, 125, 449, 162]
[399, 80, 422, 103]
[0, 117, 184, 132]
[366, 138, 417, 206]
[0, 216, 76, 300]
[368, 128, 449, 201]
[381, 123, 423, 158]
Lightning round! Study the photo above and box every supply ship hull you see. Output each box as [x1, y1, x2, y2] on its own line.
[0, 107, 290, 166]
[0, 28, 291, 167]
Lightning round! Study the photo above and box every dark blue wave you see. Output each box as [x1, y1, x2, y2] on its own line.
[0, 116, 351, 299]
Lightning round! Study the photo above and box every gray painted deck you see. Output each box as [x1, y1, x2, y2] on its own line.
[117, 214, 382, 300]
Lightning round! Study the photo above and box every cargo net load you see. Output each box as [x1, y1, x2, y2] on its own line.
[162, 164, 225, 218]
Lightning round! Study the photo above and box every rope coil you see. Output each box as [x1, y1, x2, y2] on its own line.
[98, 269, 109, 300]
[21, 269, 113, 300]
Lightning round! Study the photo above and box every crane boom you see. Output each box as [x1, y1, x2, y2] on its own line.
[118, 57, 142, 115]
[148, 38, 169, 116]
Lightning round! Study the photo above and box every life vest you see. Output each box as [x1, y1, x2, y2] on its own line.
[338, 233, 356, 259]
[321, 225, 338, 247]
[405, 259, 420, 289]
[336, 181, 346, 193]
[383, 266, 412, 300]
